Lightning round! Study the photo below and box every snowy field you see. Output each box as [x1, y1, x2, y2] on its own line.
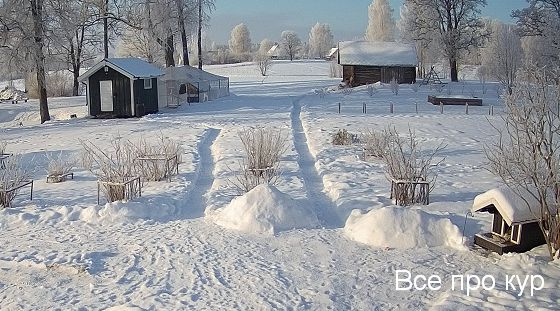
[1, 60, 559, 310]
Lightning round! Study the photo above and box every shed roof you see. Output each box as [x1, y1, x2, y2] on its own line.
[338, 41, 418, 67]
[79, 58, 164, 82]
[471, 187, 554, 225]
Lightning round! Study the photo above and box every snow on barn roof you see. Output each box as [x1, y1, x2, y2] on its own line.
[79, 58, 164, 82]
[471, 187, 555, 225]
[338, 41, 418, 67]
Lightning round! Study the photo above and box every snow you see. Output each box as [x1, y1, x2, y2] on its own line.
[79, 58, 164, 82]
[0, 60, 559, 310]
[211, 184, 319, 235]
[472, 187, 549, 224]
[344, 207, 466, 250]
[338, 41, 418, 66]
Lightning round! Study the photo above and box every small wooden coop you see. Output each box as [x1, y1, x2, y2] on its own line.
[338, 41, 418, 87]
[79, 58, 164, 118]
[471, 188, 548, 255]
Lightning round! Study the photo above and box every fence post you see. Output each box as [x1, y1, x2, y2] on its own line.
[440, 103, 443, 114]
[489, 105, 494, 116]
[338, 102, 341, 114]
[390, 102, 394, 114]
[415, 102, 418, 114]
[465, 103, 469, 115]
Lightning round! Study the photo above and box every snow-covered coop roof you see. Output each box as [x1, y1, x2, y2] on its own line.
[79, 58, 164, 82]
[471, 187, 555, 225]
[159, 65, 228, 83]
[338, 41, 418, 67]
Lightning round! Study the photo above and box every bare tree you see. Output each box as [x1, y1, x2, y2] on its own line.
[281, 30, 301, 61]
[403, 0, 488, 82]
[308, 22, 333, 58]
[254, 51, 272, 76]
[486, 67, 560, 260]
[366, 0, 395, 41]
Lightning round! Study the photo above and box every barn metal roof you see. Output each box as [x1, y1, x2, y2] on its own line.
[338, 41, 418, 67]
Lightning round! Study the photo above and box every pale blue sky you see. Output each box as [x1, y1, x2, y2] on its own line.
[207, 0, 528, 44]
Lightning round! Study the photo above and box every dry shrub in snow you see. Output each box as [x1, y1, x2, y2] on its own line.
[80, 137, 140, 203]
[486, 67, 560, 260]
[361, 129, 389, 159]
[0, 140, 7, 155]
[390, 78, 399, 95]
[366, 84, 378, 97]
[410, 83, 419, 93]
[382, 126, 445, 206]
[329, 59, 342, 78]
[0, 156, 31, 208]
[332, 129, 357, 146]
[233, 128, 289, 193]
[134, 135, 183, 182]
[46, 151, 75, 181]
[27, 71, 73, 98]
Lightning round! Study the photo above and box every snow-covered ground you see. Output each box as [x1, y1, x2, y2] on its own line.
[0, 60, 558, 310]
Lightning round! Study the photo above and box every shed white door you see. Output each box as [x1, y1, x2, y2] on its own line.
[99, 80, 113, 112]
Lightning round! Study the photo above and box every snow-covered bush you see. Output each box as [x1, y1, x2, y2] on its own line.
[315, 88, 327, 98]
[366, 84, 378, 97]
[45, 151, 75, 182]
[332, 129, 356, 146]
[0, 156, 31, 208]
[0, 140, 7, 155]
[382, 126, 445, 206]
[341, 85, 353, 96]
[80, 137, 141, 203]
[254, 52, 272, 76]
[390, 78, 399, 95]
[361, 129, 389, 159]
[233, 128, 289, 193]
[410, 83, 419, 93]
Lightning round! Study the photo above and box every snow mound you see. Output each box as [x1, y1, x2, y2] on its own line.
[212, 184, 320, 235]
[78, 200, 177, 224]
[0, 86, 27, 101]
[344, 207, 465, 250]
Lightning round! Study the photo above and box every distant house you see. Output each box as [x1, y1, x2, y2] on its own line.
[267, 44, 282, 59]
[338, 41, 418, 87]
[79, 58, 163, 118]
[471, 188, 548, 255]
[326, 47, 338, 61]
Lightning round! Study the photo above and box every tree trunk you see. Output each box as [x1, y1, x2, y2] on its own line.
[176, 0, 189, 66]
[165, 32, 175, 67]
[450, 58, 458, 82]
[73, 68, 80, 96]
[31, 0, 50, 124]
[197, 0, 203, 69]
[103, 0, 109, 59]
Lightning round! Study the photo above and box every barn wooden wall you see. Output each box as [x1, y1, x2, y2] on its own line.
[343, 65, 416, 86]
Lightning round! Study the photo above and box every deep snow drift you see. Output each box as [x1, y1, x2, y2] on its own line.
[212, 184, 319, 235]
[344, 207, 465, 250]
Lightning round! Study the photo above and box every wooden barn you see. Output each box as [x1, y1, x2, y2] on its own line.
[471, 188, 549, 255]
[338, 41, 418, 87]
[79, 58, 164, 118]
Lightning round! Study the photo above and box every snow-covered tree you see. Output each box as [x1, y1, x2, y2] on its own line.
[365, 0, 395, 42]
[308, 22, 334, 58]
[403, 0, 488, 82]
[281, 30, 301, 61]
[258, 38, 274, 55]
[229, 23, 251, 59]
[513, 0, 560, 70]
[480, 21, 522, 95]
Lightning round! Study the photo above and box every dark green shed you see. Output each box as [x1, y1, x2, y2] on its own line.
[79, 58, 163, 118]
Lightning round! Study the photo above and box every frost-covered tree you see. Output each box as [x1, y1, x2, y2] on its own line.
[513, 0, 560, 70]
[365, 0, 396, 41]
[480, 21, 522, 94]
[398, 1, 440, 78]
[281, 30, 301, 61]
[229, 23, 251, 59]
[403, 0, 488, 82]
[308, 22, 334, 58]
[258, 38, 274, 55]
